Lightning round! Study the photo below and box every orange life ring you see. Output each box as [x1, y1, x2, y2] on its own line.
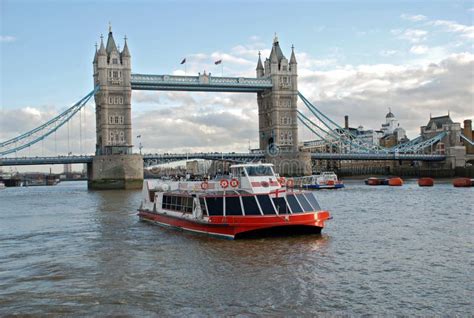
[278, 177, 286, 186]
[286, 178, 294, 188]
[220, 179, 229, 188]
[230, 178, 239, 188]
[201, 181, 209, 190]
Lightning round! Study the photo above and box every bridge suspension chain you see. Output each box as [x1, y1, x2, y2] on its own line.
[297, 92, 448, 155]
[0, 86, 99, 156]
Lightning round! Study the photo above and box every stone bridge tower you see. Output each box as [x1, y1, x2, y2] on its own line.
[257, 35, 310, 176]
[89, 26, 143, 189]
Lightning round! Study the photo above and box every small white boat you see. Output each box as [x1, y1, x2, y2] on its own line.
[0, 182, 5, 190]
[295, 172, 344, 190]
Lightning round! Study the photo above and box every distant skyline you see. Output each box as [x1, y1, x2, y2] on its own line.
[1, 0, 473, 172]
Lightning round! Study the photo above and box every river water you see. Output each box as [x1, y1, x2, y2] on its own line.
[0, 180, 472, 316]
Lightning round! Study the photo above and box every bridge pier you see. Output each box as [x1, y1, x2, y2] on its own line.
[87, 154, 143, 190]
[266, 151, 312, 176]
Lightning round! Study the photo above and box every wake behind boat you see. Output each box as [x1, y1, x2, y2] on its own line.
[138, 163, 331, 239]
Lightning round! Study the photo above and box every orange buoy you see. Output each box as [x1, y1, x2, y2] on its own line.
[388, 177, 403, 186]
[418, 177, 434, 187]
[453, 178, 472, 187]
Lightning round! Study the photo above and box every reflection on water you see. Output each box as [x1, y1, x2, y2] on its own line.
[0, 180, 472, 315]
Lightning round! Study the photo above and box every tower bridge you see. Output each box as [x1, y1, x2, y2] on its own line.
[2, 26, 466, 189]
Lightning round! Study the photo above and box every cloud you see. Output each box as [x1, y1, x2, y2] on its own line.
[430, 19, 474, 39]
[410, 45, 429, 54]
[298, 53, 474, 138]
[379, 49, 398, 57]
[401, 14, 427, 22]
[0, 35, 16, 43]
[392, 28, 428, 43]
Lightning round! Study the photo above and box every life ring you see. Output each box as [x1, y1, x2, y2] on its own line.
[201, 181, 209, 190]
[278, 177, 286, 186]
[286, 178, 294, 188]
[230, 178, 239, 188]
[220, 179, 229, 189]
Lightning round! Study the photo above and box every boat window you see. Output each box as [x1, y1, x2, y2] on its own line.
[273, 197, 290, 214]
[225, 196, 243, 215]
[241, 196, 261, 215]
[148, 190, 156, 202]
[245, 166, 273, 177]
[256, 195, 276, 215]
[182, 197, 193, 213]
[286, 194, 303, 213]
[304, 193, 321, 210]
[162, 195, 193, 213]
[205, 197, 224, 216]
[162, 195, 169, 210]
[199, 197, 208, 216]
[171, 196, 177, 208]
[296, 194, 313, 212]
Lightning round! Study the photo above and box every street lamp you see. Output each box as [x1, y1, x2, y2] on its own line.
[136, 135, 143, 155]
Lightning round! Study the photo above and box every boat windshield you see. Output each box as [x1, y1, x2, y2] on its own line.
[245, 166, 273, 177]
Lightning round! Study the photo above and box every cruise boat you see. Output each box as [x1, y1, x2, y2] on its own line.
[295, 172, 344, 190]
[138, 163, 331, 239]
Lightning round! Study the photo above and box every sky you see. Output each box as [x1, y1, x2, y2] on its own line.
[1, 0, 473, 172]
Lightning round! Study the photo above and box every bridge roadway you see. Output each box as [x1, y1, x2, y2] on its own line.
[0, 152, 446, 166]
[130, 74, 273, 92]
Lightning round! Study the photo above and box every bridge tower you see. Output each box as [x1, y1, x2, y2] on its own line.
[89, 26, 143, 189]
[257, 35, 310, 176]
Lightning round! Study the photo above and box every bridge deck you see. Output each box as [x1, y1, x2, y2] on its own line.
[130, 74, 272, 92]
[0, 152, 447, 166]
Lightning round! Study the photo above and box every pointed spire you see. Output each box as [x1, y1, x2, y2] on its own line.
[121, 35, 130, 57]
[98, 34, 106, 55]
[270, 45, 278, 63]
[93, 42, 98, 63]
[106, 24, 118, 54]
[256, 51, 263, 70]
[273, 32, 279, 44]
[290, 44, 297, 64]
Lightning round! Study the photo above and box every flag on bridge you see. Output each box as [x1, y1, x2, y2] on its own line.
[180, 58, 186, 64]
[214, 59, 222, 65]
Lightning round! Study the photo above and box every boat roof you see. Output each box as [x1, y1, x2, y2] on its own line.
[230, 163, 274, 168]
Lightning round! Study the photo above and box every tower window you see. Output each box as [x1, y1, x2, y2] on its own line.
[115, 116, 119, 124]
[109, 116, 113, 124]
[112, 58, 118, 65]
[113, 71, 118, 78]
[119, 97, 123, 104]
[119, 116, 124, 124]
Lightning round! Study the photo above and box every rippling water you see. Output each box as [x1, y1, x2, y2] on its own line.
[0, 180, 472, 316]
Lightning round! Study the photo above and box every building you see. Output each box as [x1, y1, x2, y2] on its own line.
[92, 25, 132, 155]
[63, 163, 72, 175]
[379, 109, 407, 147]
[420, 114, 466, 167]
[257, 35, 298, 153]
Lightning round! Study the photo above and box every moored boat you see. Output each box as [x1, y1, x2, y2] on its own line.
[294, 172, 344, 190]
[452, 178, 473, 187]
[418, 177, 434, 187]
[388, 177, 403, 186]
[365, 177, 389, 186]
[0, 182, 5, 190]
[138, 163, 331, 239]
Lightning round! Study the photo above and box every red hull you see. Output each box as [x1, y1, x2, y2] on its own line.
[138, 210, 330, 239]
